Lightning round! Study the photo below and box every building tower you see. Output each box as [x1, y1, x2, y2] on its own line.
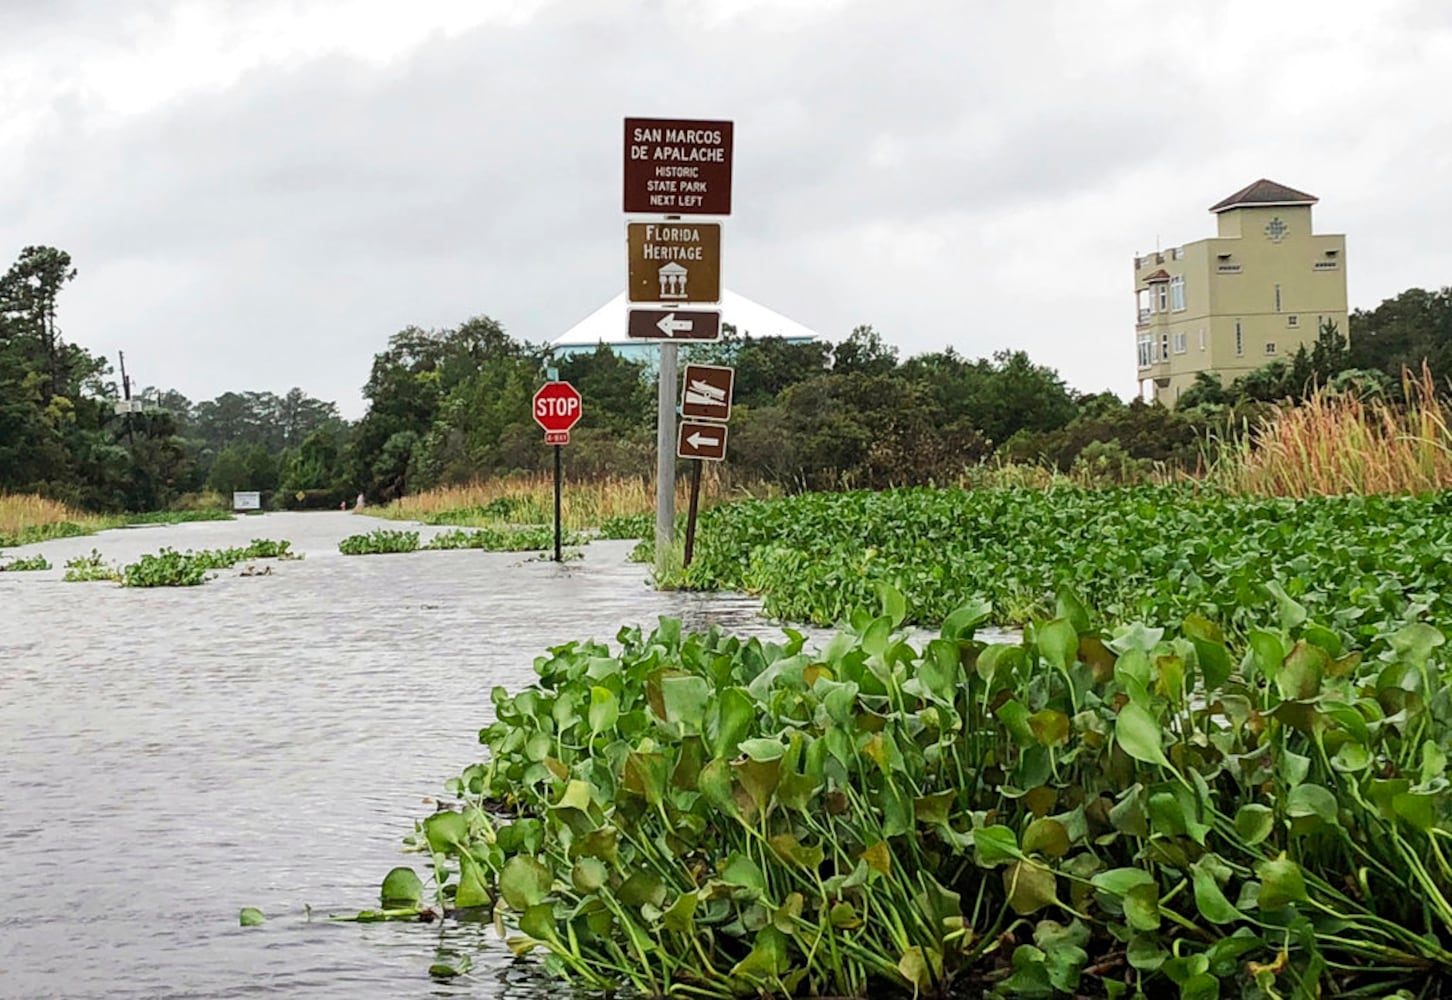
[1134, 179, 1348, 405]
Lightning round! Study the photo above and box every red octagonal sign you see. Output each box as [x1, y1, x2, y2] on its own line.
[533, 381, 582, 435]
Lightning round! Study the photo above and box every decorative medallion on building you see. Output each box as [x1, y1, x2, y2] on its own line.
[1264, 216, 1289, 242]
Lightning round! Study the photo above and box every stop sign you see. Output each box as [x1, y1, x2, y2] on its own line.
[532, 381, 582, 434]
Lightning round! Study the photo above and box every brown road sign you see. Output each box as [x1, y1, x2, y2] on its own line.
[624, 117, 733, 215]
[627, 222, 721, 304]
[680, 364, 734, 422]
[626, 308, 722, 342]
[677, 420, 728, 461]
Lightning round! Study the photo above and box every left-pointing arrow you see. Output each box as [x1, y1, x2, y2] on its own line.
[687, 431, 720, 448]
[657, 313, 693, 336]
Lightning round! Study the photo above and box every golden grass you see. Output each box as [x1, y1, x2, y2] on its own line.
[1212, 364, 1452, 497]
[367, 472, 754, 532]
[0, 494, 107, 547]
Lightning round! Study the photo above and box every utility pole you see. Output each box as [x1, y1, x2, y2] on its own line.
[117, 350, 135, 448]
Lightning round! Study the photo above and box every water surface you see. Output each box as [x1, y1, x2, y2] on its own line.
[0, 512, 813, 999]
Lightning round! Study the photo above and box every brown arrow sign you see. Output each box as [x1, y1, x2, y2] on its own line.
[626, 309, 722, 342]
[677, 420, 728, 461]
[680, 364, 734, 422]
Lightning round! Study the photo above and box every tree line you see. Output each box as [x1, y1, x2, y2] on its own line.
[5, 242, 1452, 510]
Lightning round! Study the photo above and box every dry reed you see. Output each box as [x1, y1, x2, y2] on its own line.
[0, 494, 93, 537]
[1212, 363, 1452, 497]
[367, 472, 746, 531]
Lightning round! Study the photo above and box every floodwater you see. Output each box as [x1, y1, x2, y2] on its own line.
[0, 512, 828, 999]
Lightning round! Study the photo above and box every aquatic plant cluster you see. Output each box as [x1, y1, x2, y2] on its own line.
[119, 540, 295, 587]
[57, 540, 295, 586]
[377, 591, 1452, 997]
[0, 554, 51, 572]
[682, 486, 1452, 649]
[338, 527, 587, 555]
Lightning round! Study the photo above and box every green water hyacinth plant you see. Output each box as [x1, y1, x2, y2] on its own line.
[366, 586, 1452, 998]
[424, 527, 587, 551]
[0, 554, 50, 572]
[681, 486, 1452, 655]
[338, 529, 420, 555]
[121, 540, 296, 587]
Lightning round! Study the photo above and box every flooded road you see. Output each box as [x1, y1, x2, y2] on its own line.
[0, 512, 820, 999]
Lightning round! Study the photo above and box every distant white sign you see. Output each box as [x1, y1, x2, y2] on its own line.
[113, 399, 144, 415]
[232, 491, 261, 511]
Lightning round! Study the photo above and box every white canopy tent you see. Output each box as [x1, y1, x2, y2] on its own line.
[549, 289, 827, 363]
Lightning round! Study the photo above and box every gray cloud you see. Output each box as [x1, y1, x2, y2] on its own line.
[3, 0, 1451, 415]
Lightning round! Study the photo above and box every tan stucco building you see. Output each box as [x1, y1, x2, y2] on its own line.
[1134, 179, 1348, 405]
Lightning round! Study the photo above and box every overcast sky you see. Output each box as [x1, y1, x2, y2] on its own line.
[5, 0, 1450, 417]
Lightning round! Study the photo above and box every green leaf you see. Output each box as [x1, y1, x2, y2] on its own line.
[914, 789, 955, 826]
[456, 855, 492, 909]
[1004, 860, 1059, 915]
[1183, 614, 1231, 689]
[1262, 580, 1307, 630]
[499, 855, 552, 910]
[1028, 709, 1070, 748]
[380, 867, 423, 909]
[862, 615, 893, 657]
[875, 581, 907, 628]
[588, 686, 618, 735]
[1276, 640, 1326, 701]
[738, 737, 787, 762]
[1286, 783, 1339, 827]
[1022, 817, 1070, 858]
[1055, 589, 1092, 635]
[553, 779, 594, 813]
[1255, 855, 1309, 911]
[1123, 883, 1161, 931]
[1233, 804, 1275, 846]
[1388, 622, 1445, 665]
[662, 891, 698, 934]
[1115, 702, 1170, 767]
[660, 675, 710, 731]
[974, 824, 1020, 867]
[722, 853, 766, 893]
[730, 926, 789, 981]
[897, 945, 943, 992]
[1180, 973, 1221, 1000]
[1037, 618, 1079, 672]
[709, 687, 756, 759]
[428, 954, 473, 979]
[239, 907, 266, 927]
[571, 858, 608, 894]
[1191, 859, 1242, 924]
[941, 599, 992, 641]
[1393, 791, 1435, 832]
[619, 870, 667, 908]
[423, 810, 469, 855]
[1091, 867, 1155, 897]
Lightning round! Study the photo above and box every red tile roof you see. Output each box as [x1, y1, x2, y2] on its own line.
[1142, 269, 1171, 282]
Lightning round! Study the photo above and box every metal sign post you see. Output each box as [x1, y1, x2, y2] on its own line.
[625, 115, 733, 579]
[532, 381, 582, 563]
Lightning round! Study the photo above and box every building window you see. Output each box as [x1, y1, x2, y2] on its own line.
[1157, 285, 1168, 311]
[1173, 332, 1187, 354]
[1274, 284, 1282, 312]
[1265, 342, 1277, 355]
[1137, 336, 1153, 369]
[1170, 275, 1186, 311]
[1287, 315, 1299, 327]
[1235, 321, 1243, 356]
[1199, 329, 1206, 351]
[1160, 333, 1169, 360]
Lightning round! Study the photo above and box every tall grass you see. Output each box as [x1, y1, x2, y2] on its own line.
[0, 494, 105, 548]
[367, 472, 758, 531]
[1213, 363, 1452, 496]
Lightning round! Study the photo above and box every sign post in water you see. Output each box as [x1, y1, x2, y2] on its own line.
[532, 381, 582, 562]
